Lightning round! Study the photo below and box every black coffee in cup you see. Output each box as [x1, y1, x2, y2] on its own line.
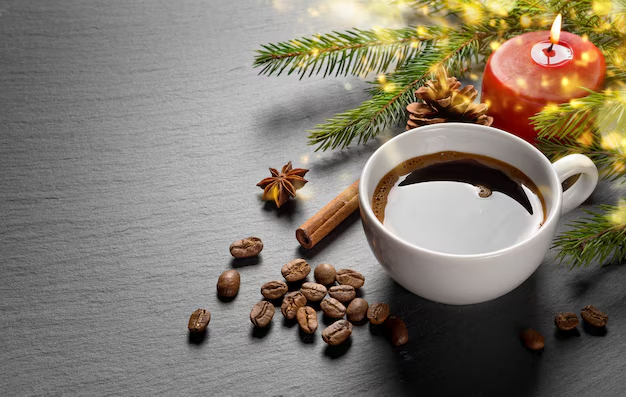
[372, 151, 546, 255]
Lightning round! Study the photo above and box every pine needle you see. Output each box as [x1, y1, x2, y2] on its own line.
[307, 31, 485, 150]
[554, 203, 626, 268]
[253, 26, 450, 79]
[531, 90, 626, 140]
[537, 136, 626, 182]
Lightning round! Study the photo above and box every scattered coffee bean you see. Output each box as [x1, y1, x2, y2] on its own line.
[261, 280, 288, 300]
[346, 298, 369, 322]
[581, 305, 608, 327]
[281, 291, 307, 320]
[385, 316, 408, 346]
[188, 308, 211, 333]
[367, 303, 390, 325]
[520, 328, 544, 350]
[281, 259, 311, 282]
[314, 263, 337, 285]
[320, 297, 346, 319]
[217, 269, 240, 298]
[250, 301, 275, 328]
[300, 282, 327, 302]
[322, 319, 353, 345]
[328, 285, 356, 303]
[229, 236, 263, 258]
[336, 268, 365, 288]
[297, 306, 318, 334]
[555, 312, 579, 331]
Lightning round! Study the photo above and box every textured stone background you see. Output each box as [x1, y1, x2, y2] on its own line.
[1, 1, 624, 395]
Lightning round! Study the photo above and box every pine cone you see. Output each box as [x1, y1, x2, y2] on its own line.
[406, 77, 493, 130]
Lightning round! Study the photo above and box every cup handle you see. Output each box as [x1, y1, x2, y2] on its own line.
[551, 154, 599, 215]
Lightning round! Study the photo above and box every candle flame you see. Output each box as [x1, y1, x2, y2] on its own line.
[550, 13, 562, 44]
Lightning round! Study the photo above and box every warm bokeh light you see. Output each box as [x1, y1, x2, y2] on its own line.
[550, 13, 562, 44]
[576, 131, 594, 146]
[542, 103, 561, 114]
[484, 0, 513, 16]
[307, 7, 320, 17]
[569, 99, 584, 108]
[592, 0, 613, 16]
[416, 26, 429, 38]
[312, 0, 406, 28]
[613, 161, 626, 174]
[462, 3, 483, 25]
[575, 50, 594, 67]
[600, 131, 626, 151]
[383, 83, 397, 93]
[520, 14, 532, 28]
[607, 199, 626, 226]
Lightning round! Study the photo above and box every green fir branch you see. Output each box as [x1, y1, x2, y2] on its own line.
[537, 136, 626, 181]
[253, 26, 450, 78]
[307, 31, 485, 150]
[606, 55, 626, 85]
[553, 204, 626, 268]
[530, 90, 626, 140]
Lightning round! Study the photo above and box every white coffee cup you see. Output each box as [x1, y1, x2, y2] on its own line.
[359, 123, 598, 305]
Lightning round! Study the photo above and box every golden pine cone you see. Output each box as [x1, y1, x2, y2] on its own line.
[406, 77, 493, 130]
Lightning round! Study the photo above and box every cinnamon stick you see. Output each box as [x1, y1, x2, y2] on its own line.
[296, 180, 359, 249]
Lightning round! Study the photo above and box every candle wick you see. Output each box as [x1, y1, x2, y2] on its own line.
[547, 42, 554, 52]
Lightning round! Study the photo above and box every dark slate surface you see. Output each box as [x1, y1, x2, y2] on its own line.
[1, 1, 625, 395]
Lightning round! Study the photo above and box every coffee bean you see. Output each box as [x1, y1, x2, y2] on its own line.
[229, 236, 263, 258]
[261, 280, 288, 300]
[281, 291, 307, 320]
[367, 303, 390, 325]
[314, 263, 337, 285]
[555, 312, 579, 331]
[520, 328, 544, 350]
[322, 319, 353, 345]
[250, 301, 275, 328]
[336, 269, 365, 288]
[300, 282, 327, 302]
[188, 308, 211, 333]
[320, 297, 346, 318]
[217, 269, 240, 298]
[281, 259, 311, 282]
[346, 298, 369, 322]
[297, 306, 318, 334]
[385, 316, 408, 346]
[328, 285, 356, 303]
[581, 305, 608, 327]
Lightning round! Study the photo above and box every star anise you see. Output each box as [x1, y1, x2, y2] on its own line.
[257, 161, 309, 208]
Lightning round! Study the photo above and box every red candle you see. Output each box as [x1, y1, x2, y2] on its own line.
[481, 15, 605, 143]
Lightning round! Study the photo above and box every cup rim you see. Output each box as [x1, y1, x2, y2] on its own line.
[358, 123, 562, 259]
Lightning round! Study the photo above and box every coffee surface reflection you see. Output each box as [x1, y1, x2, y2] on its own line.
[372, 151, 545, 255]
